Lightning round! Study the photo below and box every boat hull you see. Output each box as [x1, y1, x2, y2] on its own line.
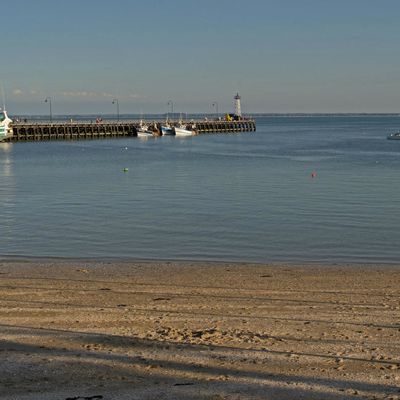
[387, 132, 400, 140]
[137, 132, 153, 138]
[137, 128, 154, 137]
[0, 111, 13, 142]
[174, 127, 194, 137]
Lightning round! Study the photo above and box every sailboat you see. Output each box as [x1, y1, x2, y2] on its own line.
[0, 84, 13, 142]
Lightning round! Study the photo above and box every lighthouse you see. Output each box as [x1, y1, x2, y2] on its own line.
[234, 93, 242, 118]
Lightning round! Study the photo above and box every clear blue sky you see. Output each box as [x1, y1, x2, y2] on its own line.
[2, 0, 400, 114]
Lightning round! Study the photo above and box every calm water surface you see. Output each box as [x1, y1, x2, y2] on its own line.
[1, 116, 400, 263]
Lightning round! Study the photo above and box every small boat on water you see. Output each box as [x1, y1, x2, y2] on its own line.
[174, 124, 195, 137]
[161, 124, 174, 136]
[0, 109, 13, 142]
[136, 120, 154, 138]
[387, 132, 400, 140]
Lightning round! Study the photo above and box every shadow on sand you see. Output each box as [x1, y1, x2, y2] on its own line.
[0, 324, 399, 400]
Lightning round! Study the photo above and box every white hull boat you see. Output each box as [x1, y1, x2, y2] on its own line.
[137, 120, 154, 137]
[0, 110, 13, 142]
[174, 126, 194, 137]
[137, 129, 153, 138]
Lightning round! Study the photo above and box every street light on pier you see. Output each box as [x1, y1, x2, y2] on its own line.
[112, 98, 119, 122]
[212, 101, 219, 120]
[44, 97, 52, 124]
[167, 100, 174, 119]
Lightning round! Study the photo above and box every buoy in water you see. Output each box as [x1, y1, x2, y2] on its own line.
[311, 171, 317, 178]
[123, 168, 129, 172]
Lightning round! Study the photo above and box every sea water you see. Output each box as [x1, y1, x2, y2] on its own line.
[1, 115, 400, 264]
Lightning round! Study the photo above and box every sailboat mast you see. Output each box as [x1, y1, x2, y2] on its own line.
[1, 82, 5, 111]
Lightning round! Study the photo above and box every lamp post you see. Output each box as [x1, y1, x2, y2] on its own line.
[44, 97, 52, 124]
[112, 98, 119, 122]
[167, 100, 174, 119]
[212, 101, 219, 120]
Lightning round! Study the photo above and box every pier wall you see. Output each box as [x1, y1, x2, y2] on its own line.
[7, 120, 256, 142]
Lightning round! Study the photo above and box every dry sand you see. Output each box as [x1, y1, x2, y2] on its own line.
[0, 260, 399, 399]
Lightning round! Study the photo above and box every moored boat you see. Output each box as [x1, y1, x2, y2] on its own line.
[174, 124, 194, 137]
[136, 120, 154, 138]
[387, 132, 400, 140]
[161, 124, 174, 135]
[0, 110, 13, 142]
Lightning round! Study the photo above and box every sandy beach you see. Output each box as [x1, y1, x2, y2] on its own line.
[0, 260, 399, 399]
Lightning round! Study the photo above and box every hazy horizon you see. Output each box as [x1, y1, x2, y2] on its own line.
[8, 112, 400, 119]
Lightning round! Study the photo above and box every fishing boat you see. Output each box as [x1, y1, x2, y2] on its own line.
[161, 124, 174, 136]
[387, 132, 400, 140]
[136, 120, 154, 138]
[174, 123, 194, 137]
[0, 109, 13, 142]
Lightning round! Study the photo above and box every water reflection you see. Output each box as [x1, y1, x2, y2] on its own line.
[0, 143, 15, 248]
[0, 142, 13, 177]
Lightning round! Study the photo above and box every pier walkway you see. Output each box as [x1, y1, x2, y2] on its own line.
[7, 119, 256, 142]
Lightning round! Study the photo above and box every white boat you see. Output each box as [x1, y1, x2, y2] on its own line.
[0, 109, 13, 142]
[136, 120, 153, 138]
[174, 125, 194, 137]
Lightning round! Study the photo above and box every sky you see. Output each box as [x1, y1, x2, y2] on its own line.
[2, 0, 400, 115]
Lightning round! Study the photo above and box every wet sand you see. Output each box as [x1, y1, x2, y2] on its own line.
[0, 260, 399, 399]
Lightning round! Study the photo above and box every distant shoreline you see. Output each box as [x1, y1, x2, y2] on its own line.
[8, 112, 400, 119]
